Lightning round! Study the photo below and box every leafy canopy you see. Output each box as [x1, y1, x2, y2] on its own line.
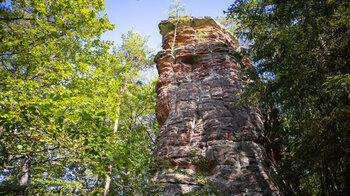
[226, 0, 350, 195]
[0, 0, 158, 195]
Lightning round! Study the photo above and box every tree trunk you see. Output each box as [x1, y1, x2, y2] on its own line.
[17, 159, 31, 196]
[104, 76, 128, 196]
[103, 165, 112, 196]
[113, 76, 128, 134]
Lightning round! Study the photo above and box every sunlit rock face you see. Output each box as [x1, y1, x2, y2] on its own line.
[152, 16, 279, 195]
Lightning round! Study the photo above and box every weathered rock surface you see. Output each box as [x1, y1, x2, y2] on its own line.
[152, 16, 279, 195]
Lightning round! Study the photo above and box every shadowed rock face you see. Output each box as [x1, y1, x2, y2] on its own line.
[152, 16, 279, 195]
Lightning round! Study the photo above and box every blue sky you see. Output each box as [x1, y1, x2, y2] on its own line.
[102, 0, 234, 52]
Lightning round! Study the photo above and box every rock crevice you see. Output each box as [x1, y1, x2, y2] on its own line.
[152, 16, 279, 195]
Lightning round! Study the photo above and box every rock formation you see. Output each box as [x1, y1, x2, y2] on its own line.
[152, 16, 279, 195]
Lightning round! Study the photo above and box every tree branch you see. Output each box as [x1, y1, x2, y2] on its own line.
[0, 17, 35, 21]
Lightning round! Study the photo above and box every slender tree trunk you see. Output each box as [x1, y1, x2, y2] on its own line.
[17, 158, 31, 196]
[104, 76, 128, 196]
[113, 116, 120, 134]
[113, 76, 128, 134]
[103, 165, 112, 196]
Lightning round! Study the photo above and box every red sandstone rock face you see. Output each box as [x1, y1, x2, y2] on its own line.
[152, 16, 279, 195]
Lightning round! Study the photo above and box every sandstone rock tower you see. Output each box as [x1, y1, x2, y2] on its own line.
[152, 16, 279, 195]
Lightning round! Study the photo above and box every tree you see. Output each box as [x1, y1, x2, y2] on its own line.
[226, 0, 350, 195]
[1, 1, 159, 195]
[112, 28, 153, 134]
[0, 0, 119, 195]
[106, 78, 159, 195]
[167, 0, 190, 55]
[103, 28, 154, 196]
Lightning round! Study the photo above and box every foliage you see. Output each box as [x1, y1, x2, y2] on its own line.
[227, 0, 350, 195]
[101, 28, 157, 196]
[167, 0, 190, 53]
[114, 28, 153, 72]
[167, 0, 186, 19]
[107, 78, 159, 195]
[215, 15, 249, 49]
[215, 16, 237, 36]
[0, 0, 158, 195]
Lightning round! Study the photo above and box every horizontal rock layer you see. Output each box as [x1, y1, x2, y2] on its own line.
[152, 16, 279, 195]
